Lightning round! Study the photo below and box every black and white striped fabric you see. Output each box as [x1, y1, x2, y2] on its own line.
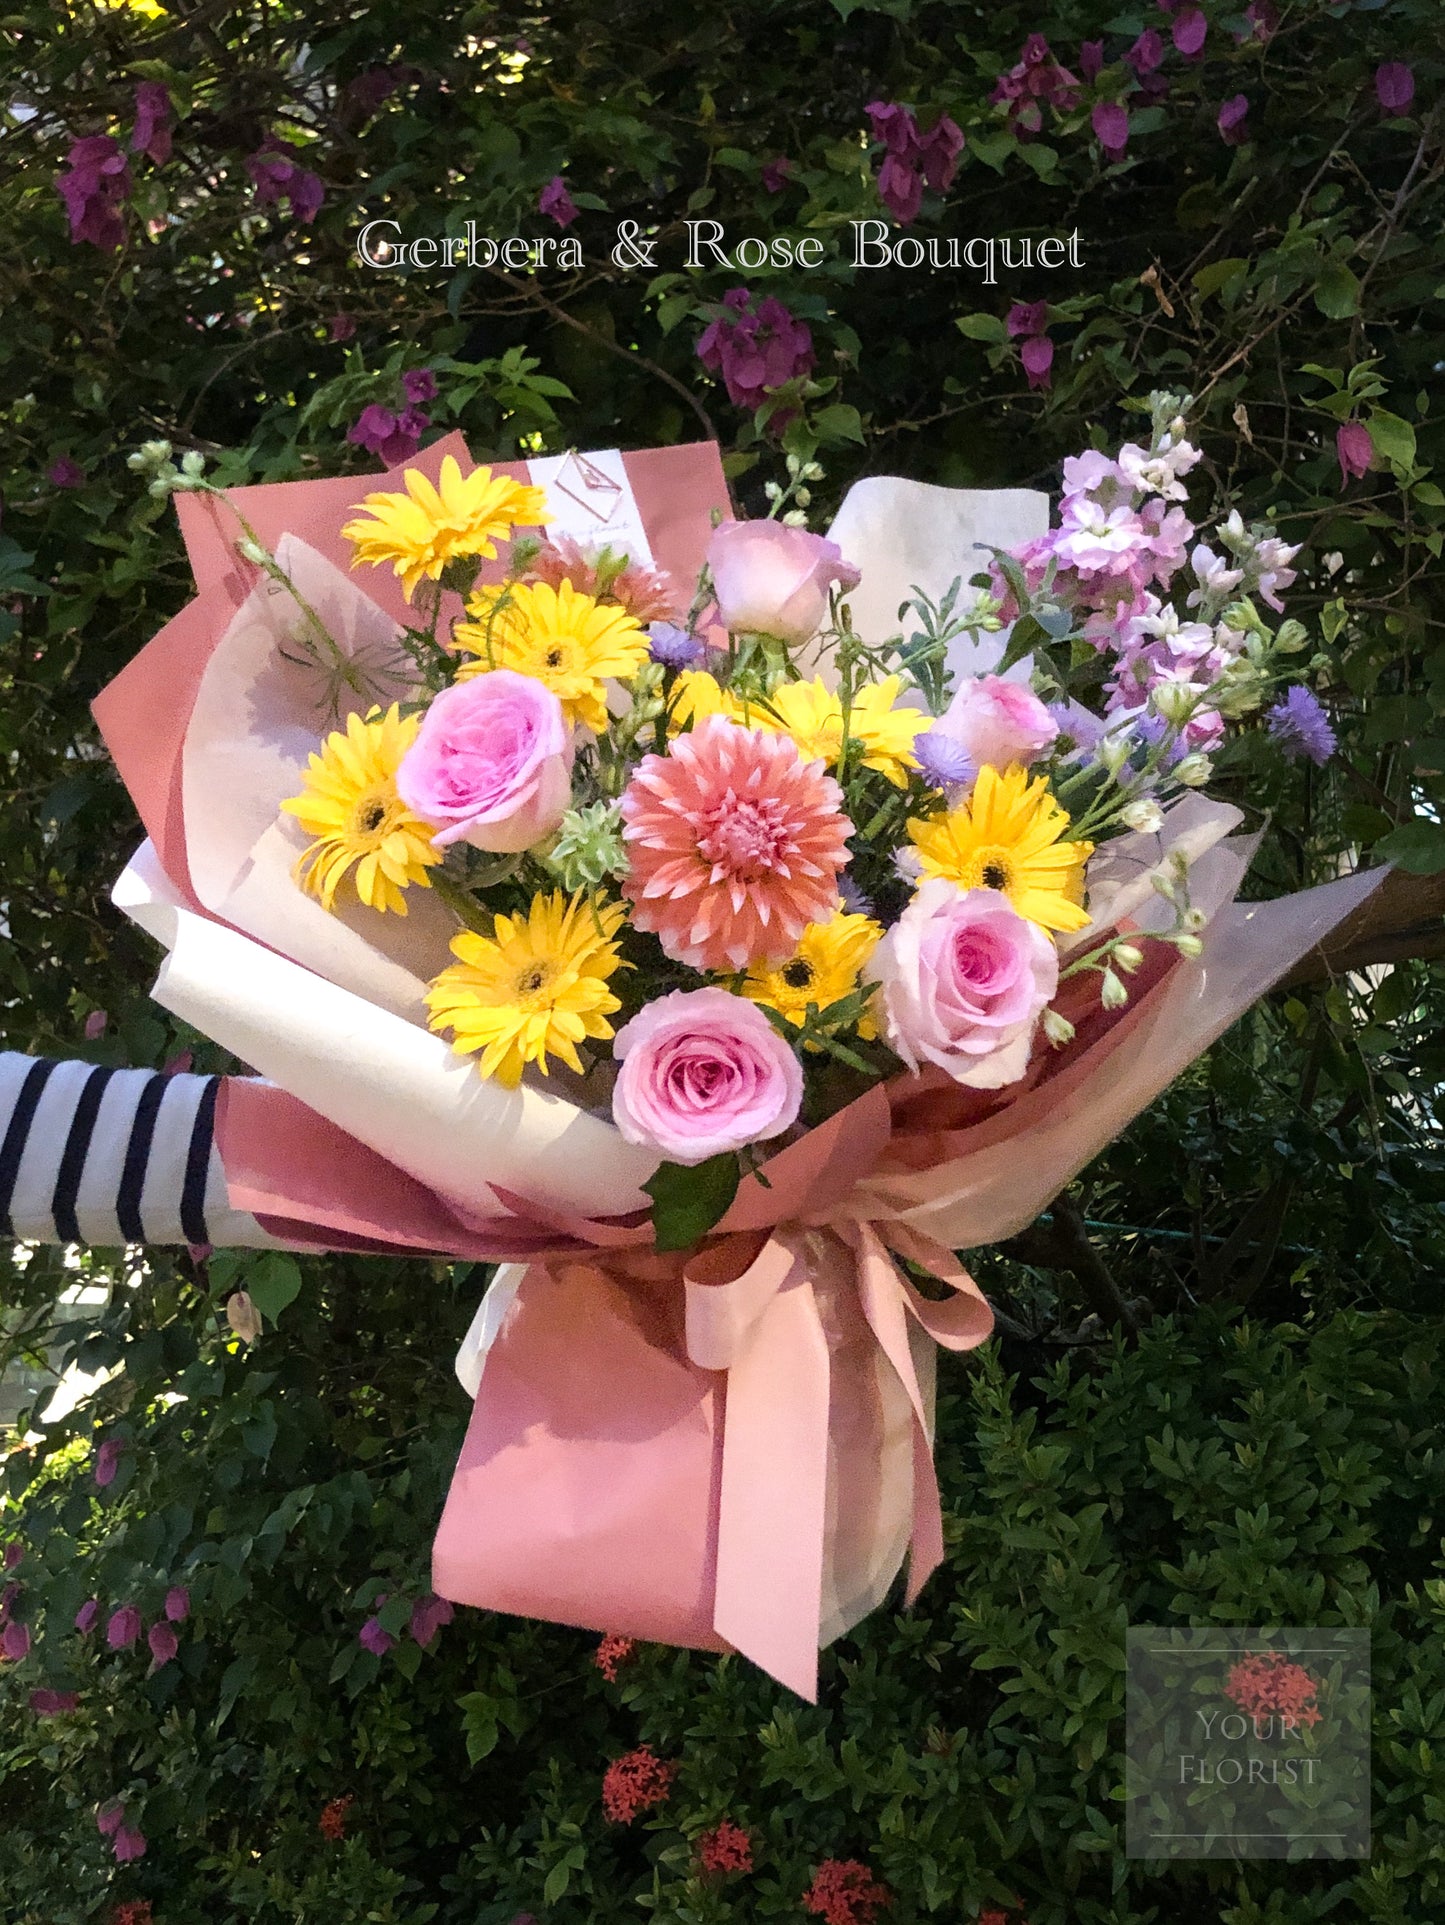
[0, 1053, 277, 1250]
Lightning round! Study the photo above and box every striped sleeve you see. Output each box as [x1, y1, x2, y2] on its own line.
[0, 1053, 289, 1250]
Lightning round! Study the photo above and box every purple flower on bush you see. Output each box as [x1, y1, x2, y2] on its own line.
[49, 455, 86, 489]
[648, 622, 706, 668]
[347, 403, 426, 466]
[1006, 302, 1053, 391]
[866, 102, 962, 225]
[347, 66, 398, 116]
[107, 1605, 142, 1651]
[696, 287, 814, 419]
[359, 1615, 394, 1656]
[1336, 421, 1372, 487]
[75, 1598, 100, 1635]
[409, 1594, 455, 1648]
[1125, 28, 1165, 75]
[1020, 337, 1055, 390]
[1, 1619, 30, 1662]
[1217, 95, 1250, 145]
[918, 116, 964, 191]
[131, 81, 172, 164]
[94, 1437, 123, 1489]
[1268, 687, 1336, 765]
[113, 1825, 147, 1863]
[538, 175, 578, 228]
[56, 135, 131, 251]
[2, 1542, 20, 1572]
[328, 312, 357, 344]
[96, 1801, 125, 1838]
[866, 100, 921, 159]
[1239, 0, 1277, 41]
[1006, 300, 1048, 339]
[761, 155, 792, 193]
[401, 367, 438, 406]
[164, 1585, 190, 1623]
[147, 1621, 178, 1668]
[1375, 63, 1415, 114]
[246, 138, 325, 226]
[30, 1688, 79, 1717]
[1078, 40, 1105, 82]
[991, 34, 1080, 140]
[1172, 7, 1207, 57]
[1093, 100, 1130, 162]
[877, 151, 922, 224]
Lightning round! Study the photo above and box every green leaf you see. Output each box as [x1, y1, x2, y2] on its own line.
[1192, 257, 1247, 300]
[244, 1254, 304, 1326]
[1373, 819, 1445, 874]
[813, 402, 865, 444]
[645, 1153, 741, 1251]
[956, 313, 1007, 343]
[1314, 262, 1361, 320]
[1369, 410, 1417, 476]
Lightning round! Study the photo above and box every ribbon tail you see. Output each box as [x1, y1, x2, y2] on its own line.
[704, 1247, 832, 1701]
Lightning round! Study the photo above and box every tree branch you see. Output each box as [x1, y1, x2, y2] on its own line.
[1277, 869, 1445, 988]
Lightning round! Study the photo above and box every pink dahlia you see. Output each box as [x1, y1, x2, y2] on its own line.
[621, 716, 852, 972]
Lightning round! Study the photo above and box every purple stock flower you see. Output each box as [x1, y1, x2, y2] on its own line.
[75, 1598, 100, 1635]
[877, 150, 923, 224]
[147, 1621, 178, 1668]
[401, 367, 438, 406]
[409, 1594, 455, 1648]
[246, 138, 325, 226]
[648, 622, 706, 668]
[94, 1437, 123, 1488]
[106, 1605, 142, 1651]
[696, 287, 814, 420]
[914, 729, 977, 790]
[49, 455, 86, 489]
[1337, 421, 1372, 486]
[1021, 335, 1055, 390]
[1217, 95, 1250, 145]
[164, 1585, 190, 1623]
[55, 135, 131, 250]
[347, 403, 426, 466]
[30, 1688, 79, 1717]
[1125, 29, 1165, 75]
[359, 1615, 395, 1657]
[1375, 63, 1415, 114]
[760, 155, 792, 193]
[1093, 100, 1130, 162]
[131, 81, 173, 164]
[1268, 686, 1336, 765]
[538, 175, 578, 228]
[1078, 40, 1105, 82]
[0, 1619, 30, 1662]
[1172, 7, 1207, 57]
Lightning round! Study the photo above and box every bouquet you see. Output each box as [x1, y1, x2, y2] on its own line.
[95, 403, 1381, 1697]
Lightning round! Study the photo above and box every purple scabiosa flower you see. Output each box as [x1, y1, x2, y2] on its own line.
[147, 1622, 178, 1668]
[106, 1605, 142, 1651]
[409, 1594, 455, 1648]
[1268, 686, 1336, 765]
[1376, 63, 1415, 114]
[1217, 94, 1250, 145]
[401, 367, 438, 406]
[49, 454, 86, 489]
[837, 874, 874, 918]
[164, 1586, 190, 1623]
[359, 1615, 394, 1656]
[1336, 421, 1372, 487]
[94, 1437, 123, 1488]
[538, 175, 578, 228]
[1093, 100, 1130, 162]
[648, 622, 706, 668]
[913, 728, 977, 791]
[131, 81, 173, 165]
[761, 156, 792, 193]
[75, 1599, 100, 1635]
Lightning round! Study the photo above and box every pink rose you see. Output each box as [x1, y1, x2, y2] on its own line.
[612, 987, 803, 1164]
[867, 880, 1058, 1086]
[396, 671, 573, 853]
[934, 674, 1058, 771]
[707, 520, 861, 646]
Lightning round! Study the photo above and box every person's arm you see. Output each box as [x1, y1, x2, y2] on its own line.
[0, 1052, 281, 1249]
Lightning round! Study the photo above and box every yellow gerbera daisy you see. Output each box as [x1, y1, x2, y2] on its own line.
[759, 676, 924, 787]
[281, 705, 441, 916]
[341, 456, 551, 602]
[668, 669, 745, 731]
[425, 891, 628, 1087]
[453, 580, 648, 733]
[742, 910, 884, 1043]
[907, 763, 1093, 933]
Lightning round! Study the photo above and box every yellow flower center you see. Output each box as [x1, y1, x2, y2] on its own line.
[351, 791, 395, 839]
[973, 850, 1015, 893]
[782, 959, 816, 990]
[544, 644, 567, 670]
[513, 959, 558, 1002]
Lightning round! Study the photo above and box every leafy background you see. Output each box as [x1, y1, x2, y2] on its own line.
[2, 0, 1444, 1919]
